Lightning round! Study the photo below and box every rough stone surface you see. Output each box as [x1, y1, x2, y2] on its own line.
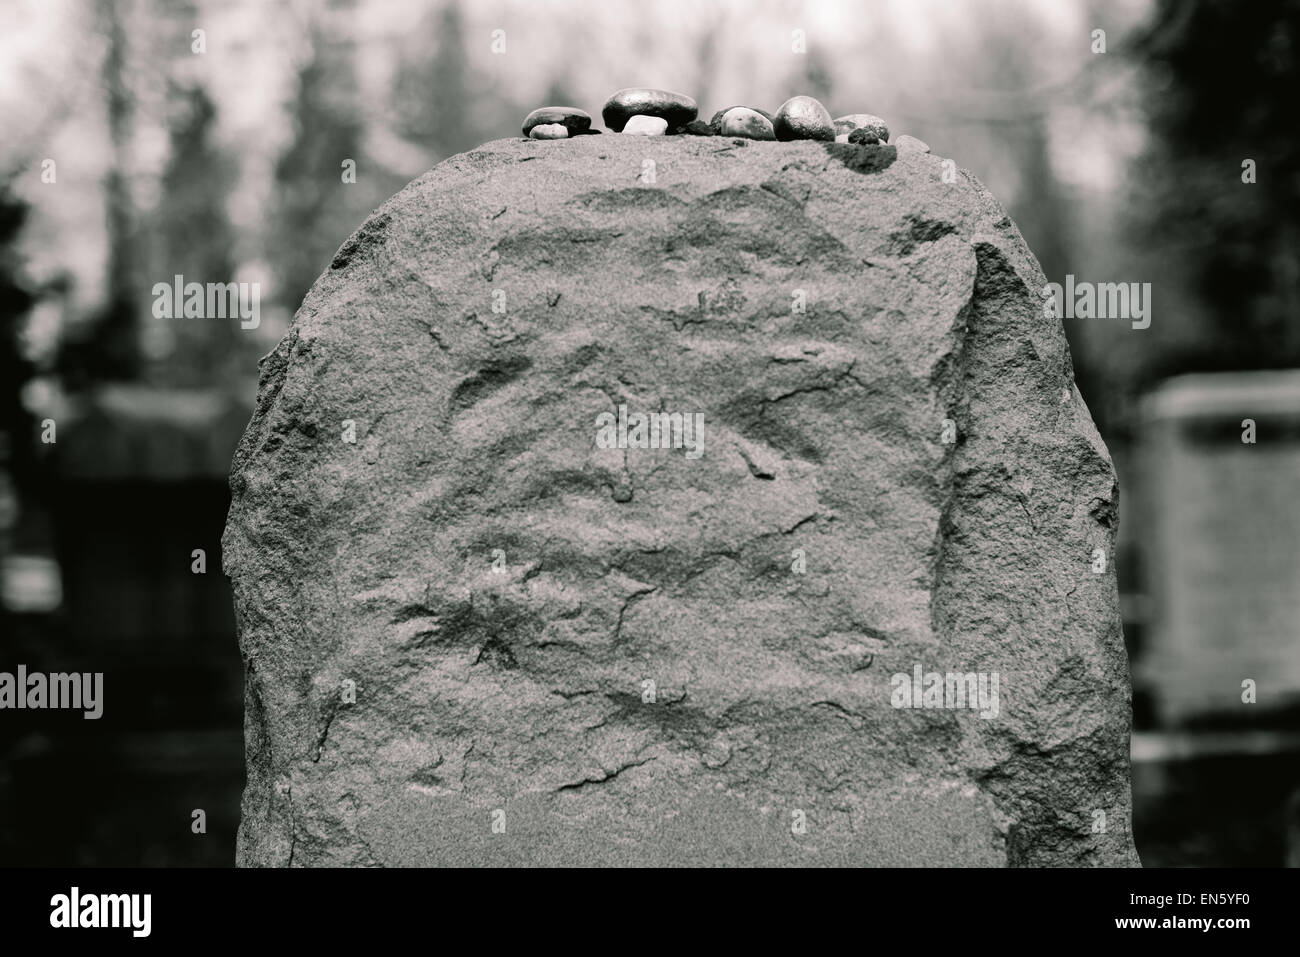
[848, 127, 882, 146]
[773, 96, 835, 142]
[225, 135, 1140, 867]
[602, 88, 697, 132]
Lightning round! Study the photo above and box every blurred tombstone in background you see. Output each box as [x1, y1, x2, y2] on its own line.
[3, 385, 247, 866]
[1130, 371, 1300, 866]
[1138, 372, 1300, 727]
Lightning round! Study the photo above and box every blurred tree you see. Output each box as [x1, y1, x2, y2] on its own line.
[1129, 0, 1300, 378]
[541, 78, 579, 112]
[147, 82, 239, 386]
[157, 84, 235, 285]
[690, 6, 729, 113]
[272, 24, 368, 313]
[801, 43, 835, 105]
[0, 183, 36, 485]
[391, 1, 481, 161]
[59, 0, 142, 386]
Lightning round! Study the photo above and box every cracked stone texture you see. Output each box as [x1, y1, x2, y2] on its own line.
[224, 135, 1140, 867]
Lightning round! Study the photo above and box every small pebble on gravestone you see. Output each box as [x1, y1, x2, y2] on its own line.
[529, 123, 570, 140]
[602, 88, 697, 132]
[773, 95, 835, 141]
[622, 115, 669, 136]
[833, 113, 890, 143]
[894, 134, 931, 153]
[718, 106, 775, 140]
[708, 105, 774, 134]
[522, 106, 592, 137]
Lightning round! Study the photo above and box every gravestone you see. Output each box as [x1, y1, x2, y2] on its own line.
[223, 136, 1140, 866]
[1138, 371, 1300, 726]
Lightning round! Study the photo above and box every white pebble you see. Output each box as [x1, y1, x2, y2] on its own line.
[529, 124, 570, 140]
[622, 115, 668, 136]
[834, 133, 850, 143]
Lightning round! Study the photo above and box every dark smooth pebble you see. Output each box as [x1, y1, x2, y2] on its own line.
[602, 88, 697, 132]
[521, 106, 592, 137]
[773, 96, 835, 142]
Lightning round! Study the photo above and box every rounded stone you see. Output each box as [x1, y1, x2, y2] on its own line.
[522, 106, 592, 137]
[621, 115, 669, 136]
[773, 95, 834, 141]
[833, 113, 890, 143]
[528, 123, 570, 140]
[602, 88, 697, 132]
[226, 135, 1142, 869]
[847, 127, 881, 146]
[718, 107, 775, 140]
[708, 105, 774, 134]
[894, 134, 931, 153]
[834, 132, 850, 144]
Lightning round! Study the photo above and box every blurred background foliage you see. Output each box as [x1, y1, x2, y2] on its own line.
[0, 0, 1297, 866]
